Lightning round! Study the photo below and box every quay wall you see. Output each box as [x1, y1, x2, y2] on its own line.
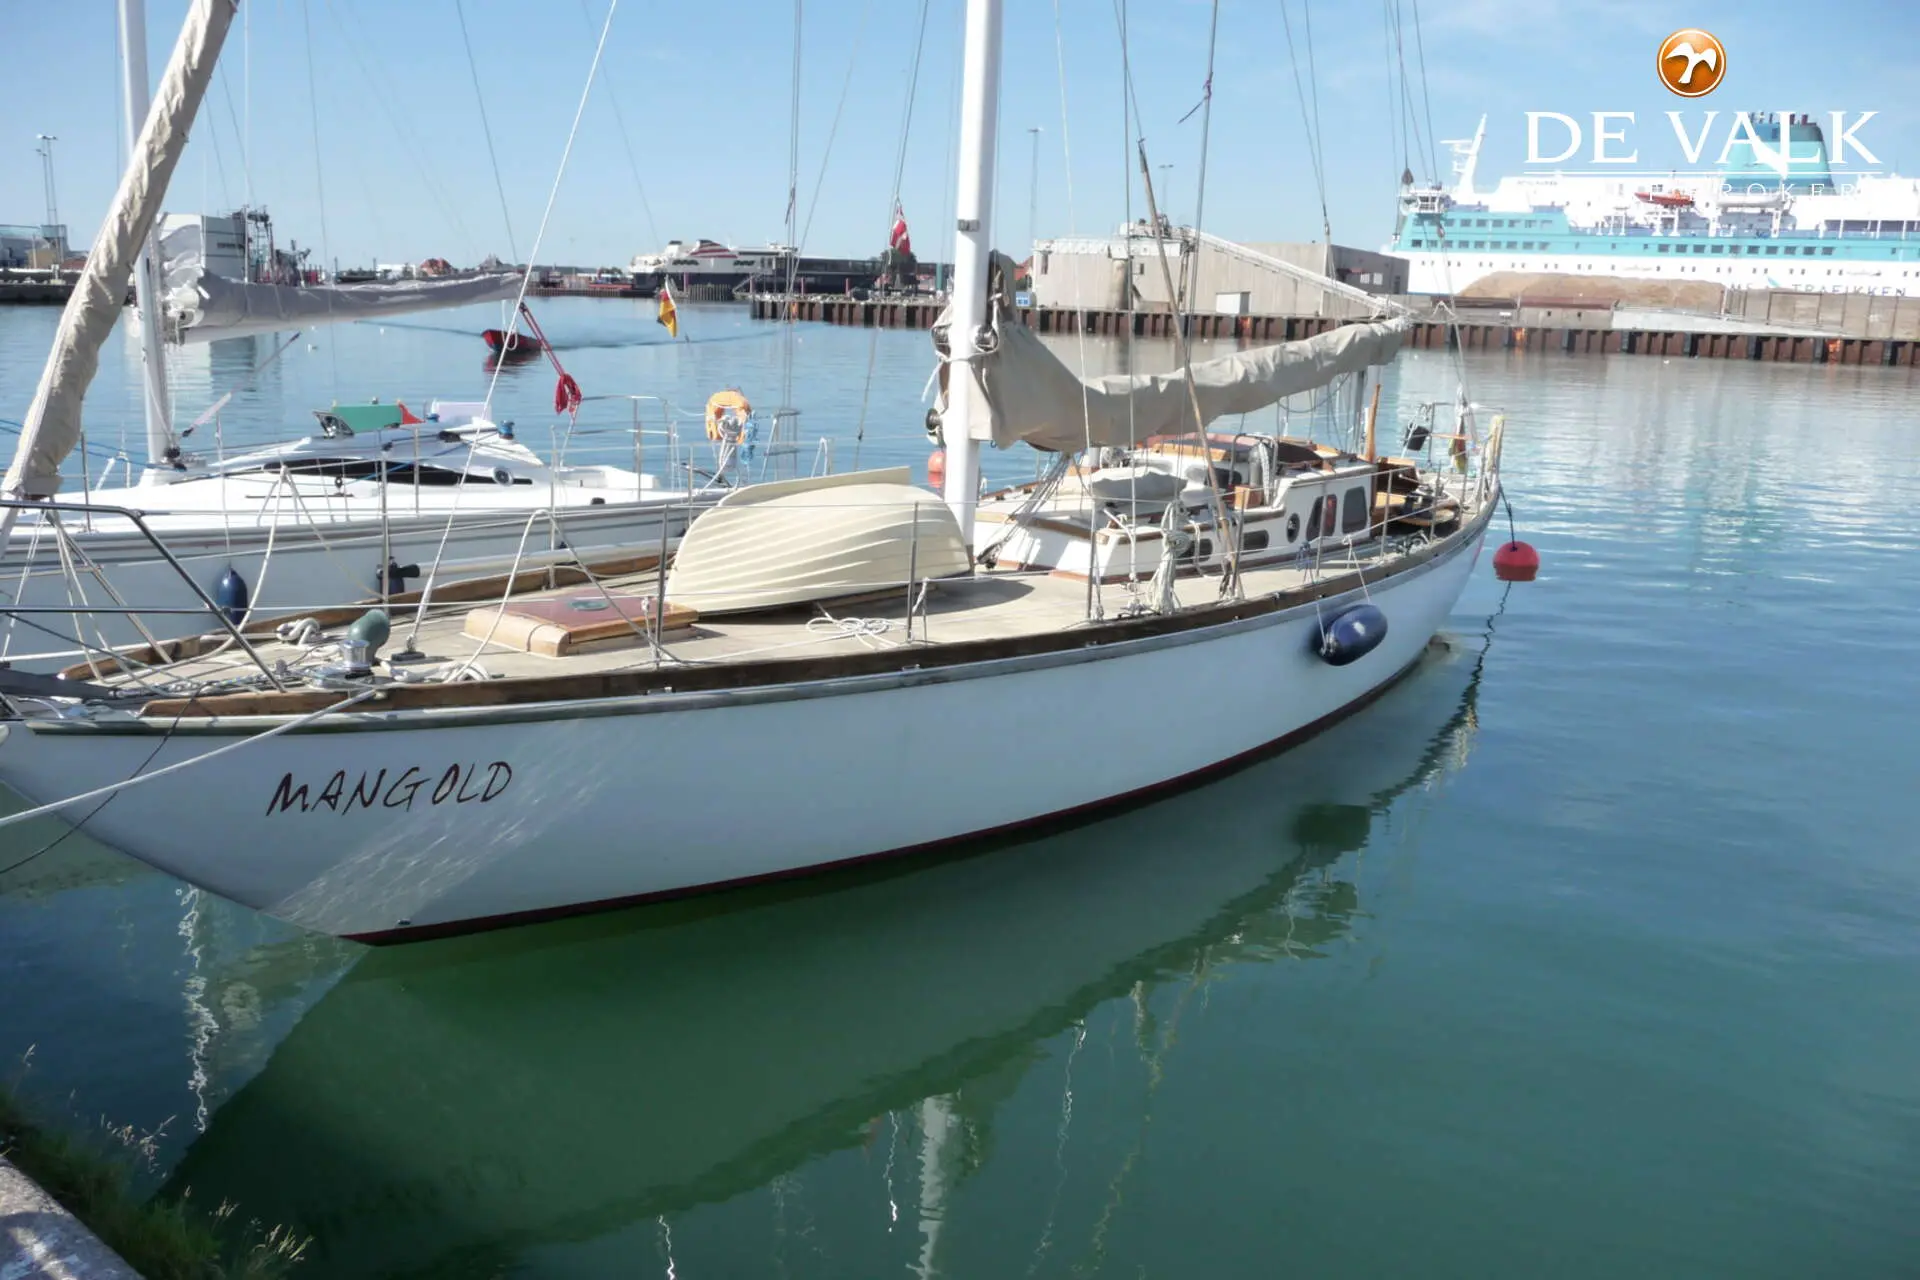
[745, 292, 1920, 367]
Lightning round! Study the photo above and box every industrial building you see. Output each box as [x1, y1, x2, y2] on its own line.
[1027, 221, 1406, 319]
[0, 224, 67, 269]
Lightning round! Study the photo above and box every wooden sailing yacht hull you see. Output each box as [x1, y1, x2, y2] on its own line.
[0, 519, 1488, 941]
[155, 645, 1480, 1277]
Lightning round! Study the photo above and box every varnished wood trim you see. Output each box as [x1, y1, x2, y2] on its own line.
[118, 499, 1493, 723]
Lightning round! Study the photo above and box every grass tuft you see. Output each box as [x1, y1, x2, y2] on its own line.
[1, 1050, 308, 1279]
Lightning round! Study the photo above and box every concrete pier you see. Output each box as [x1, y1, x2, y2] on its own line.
[0, 1156, 140, 1279]
[746, 291, 1920, 367]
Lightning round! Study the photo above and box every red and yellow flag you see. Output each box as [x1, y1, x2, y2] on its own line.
[657, 282, 679, 339]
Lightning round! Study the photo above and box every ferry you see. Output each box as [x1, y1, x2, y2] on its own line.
[626, 238, 882, 295]
[1388, 113, 1920, 297]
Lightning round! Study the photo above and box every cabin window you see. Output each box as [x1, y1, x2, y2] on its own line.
[1285, 513, 1302, 543]
[1822, 247, 1835, 255]
[1765, 246, 1779, 255]
[1241, 529, 1270, 552]
[1747, 246, 1760, 254]
[252, 459, 527, 486]
[1303, 493, 1323, 541]
[1659, 244, 1670, 253]
[1341, 486, 1369, 534]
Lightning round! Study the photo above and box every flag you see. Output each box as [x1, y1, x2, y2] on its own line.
[890, 202, 913, 257]
[656, 281, 679, 339]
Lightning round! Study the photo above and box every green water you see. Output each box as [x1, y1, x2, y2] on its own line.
[2, 302, 1918, 1276]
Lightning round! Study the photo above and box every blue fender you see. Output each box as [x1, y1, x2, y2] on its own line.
[213, 566, 250, 625]
[1310, 603, 1388, 666]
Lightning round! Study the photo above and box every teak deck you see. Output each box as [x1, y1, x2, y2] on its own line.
[89, 494, 1484, 723]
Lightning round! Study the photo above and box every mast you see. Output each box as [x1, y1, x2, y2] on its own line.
[3, 0, 235, 508]
[938, 0, 1002, 544]
[119, 0, 176, 479]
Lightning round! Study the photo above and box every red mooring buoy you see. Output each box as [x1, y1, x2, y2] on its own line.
[1492, 540, 1540, 582]
[926, 448, 946, 491]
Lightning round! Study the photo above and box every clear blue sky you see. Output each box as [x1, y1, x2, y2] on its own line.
[2, 0, 1914, 269]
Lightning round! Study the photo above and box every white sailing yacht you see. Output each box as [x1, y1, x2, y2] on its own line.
[0, 0, 1512, 943]
[0, 0, 721, 672]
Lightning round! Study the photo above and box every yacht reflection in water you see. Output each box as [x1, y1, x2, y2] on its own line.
[165, 627, 1491, 1277]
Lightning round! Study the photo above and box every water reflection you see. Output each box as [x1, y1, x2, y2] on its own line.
[162, 626, 1490, 1277]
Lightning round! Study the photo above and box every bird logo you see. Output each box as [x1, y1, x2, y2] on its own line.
[1658, 29, 1726, 97]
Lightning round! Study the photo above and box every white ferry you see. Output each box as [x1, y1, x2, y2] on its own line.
[625, 238, 881, 295]
[1388, 113, 1920, 297]
[627, 238, 791, 281]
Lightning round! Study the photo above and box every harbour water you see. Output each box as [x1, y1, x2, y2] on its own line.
[2, 299, 1918, 1276]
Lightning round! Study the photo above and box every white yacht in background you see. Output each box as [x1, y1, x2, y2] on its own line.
[1389, 113, 1920, 296]
[0, 0, 727, 672]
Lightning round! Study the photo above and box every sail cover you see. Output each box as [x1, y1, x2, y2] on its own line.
[4, 0, 235, 498]
[163, 270, 522, 343]
[936, 254, 1408, 454]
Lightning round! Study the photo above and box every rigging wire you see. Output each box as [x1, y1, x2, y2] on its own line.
[853, 0, 936, 467]
[1408, 0, 1443, 183]
[937, 11, 961, 294]
[405, 0, 622, 651]
[206, 73, 237, 221]
[1051, 0, 1105, 621]
[1301, 0, 1331, 242]
[325, 0, 480, 259]
[299, 0, 340, 391]
[1277, 0, 1332, 241]
[779, 0, 805, 419]
[1180, 0, 1221, 323]
[578, 0, 661, 253]
[1382, 1, 1403, 180]
[798, 0, 876, 251]
[454, 0, 520, 263]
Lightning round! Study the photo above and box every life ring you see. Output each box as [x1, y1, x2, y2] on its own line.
[706, 390, 751, 442]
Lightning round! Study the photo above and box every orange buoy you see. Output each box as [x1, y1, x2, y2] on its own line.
[926, 447, 946, 491]
[1492, 540, 1540, 582]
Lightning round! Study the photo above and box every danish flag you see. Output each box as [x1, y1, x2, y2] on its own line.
[890, 203, 913, 256]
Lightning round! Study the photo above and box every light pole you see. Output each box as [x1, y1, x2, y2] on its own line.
[1025, 126, 1042, 259]
[35, 134, 61, 255]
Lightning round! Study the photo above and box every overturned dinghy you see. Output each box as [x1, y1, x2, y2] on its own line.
[664, 468, 972, 614]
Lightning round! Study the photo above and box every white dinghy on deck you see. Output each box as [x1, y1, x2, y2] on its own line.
[0, 0, 1516, 943]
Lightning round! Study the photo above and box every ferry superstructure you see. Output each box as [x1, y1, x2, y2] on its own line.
[626, 238, 881, 294]
[1387, 114, 1920, 297]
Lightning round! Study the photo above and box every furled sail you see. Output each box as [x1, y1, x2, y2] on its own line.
[3, 0, 235, 499]
[934, 253, 1408, 455]
[163, 270, 521, 344]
